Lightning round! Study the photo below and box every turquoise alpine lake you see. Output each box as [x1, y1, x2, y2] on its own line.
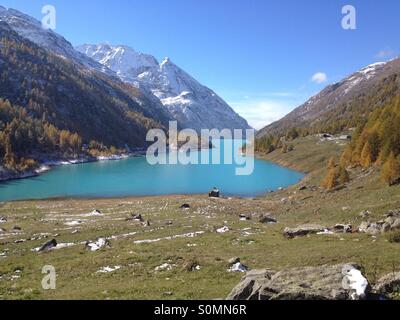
[0, 140, 304, 201]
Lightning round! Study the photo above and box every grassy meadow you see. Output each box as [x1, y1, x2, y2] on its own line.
[0, 136, 399, 300]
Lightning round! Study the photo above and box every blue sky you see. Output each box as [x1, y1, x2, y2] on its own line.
[1, 0, 399, 129]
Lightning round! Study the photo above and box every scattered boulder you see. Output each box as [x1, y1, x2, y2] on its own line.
[0, 217, 7, 223]
[391, 218, 400, 231]
[12, 226, 22, 231]
[359, 210, 371, 219]
[333, 224, 352, 233]
[381, 222, 392, 233]
[183, 259, 200, 272]
[126, 214, 143, 222]
[365, 223, 381, 235]
[298, 186, 307, 191]
[38, 239, 57, 252]
[209, 187, 220, 198]
[283, 224, 327, 239]
[85, 238, 111, 252]
[259, 215, 277, 224]
[358, 211, 400, 235]
[227, 263, 369, 300]
[239, 214, 250, 221]
[228, 262, 249, 273]
[179, 204, 190, 209]
[358, 221, 370, 233]
[373, 272, 400, 296]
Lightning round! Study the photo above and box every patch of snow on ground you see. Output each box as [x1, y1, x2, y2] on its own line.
[86, 238, 109, 252]
[217, 226, 230, 233]
[342, 266, 369, 299]
[134, 231, 205, 244]
[317, 229, 335, 235]
[65, 220, 83, 226]
[81, 210, 103, 217]
[154, 263, 176, 272]
[97, 266, 121, 273]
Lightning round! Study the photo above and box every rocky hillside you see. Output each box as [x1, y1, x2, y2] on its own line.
[258, 58, 400, 137]
[77, 44, 251, 132]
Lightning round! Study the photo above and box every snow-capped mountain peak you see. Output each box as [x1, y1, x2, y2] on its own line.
[78, 44, 250, 131]
[76, 44, 159, 80]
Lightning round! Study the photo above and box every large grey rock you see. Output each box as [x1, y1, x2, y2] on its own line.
[227, 263, 369, 300]
[227, 269, 276, 300]
[358, 221, 370, 233]
[358, 213, 400, 234]
[373, 272, 400, 295]
[283, 224, 326, 239]
[391, 218, 400, 231]
[365, 223, 381, 235]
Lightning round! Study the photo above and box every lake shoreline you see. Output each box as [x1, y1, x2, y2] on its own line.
[0, 152, 144, 183]
[0, 159, 306, 204]
[0, 145, 306, 202]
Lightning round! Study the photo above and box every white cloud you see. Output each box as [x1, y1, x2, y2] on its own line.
[230, 100, 297, 130]
[311, 72, 327, 84]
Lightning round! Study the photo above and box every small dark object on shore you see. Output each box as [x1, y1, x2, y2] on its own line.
[180, 204, 190, 209]
[39, 239, 57, 252]
[209, 187, 220, 198]
[12, 226, 22, 231]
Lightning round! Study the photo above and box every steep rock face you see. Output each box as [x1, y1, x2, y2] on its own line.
[258, 58, 400, 137]
[77, 44, 251, 132]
